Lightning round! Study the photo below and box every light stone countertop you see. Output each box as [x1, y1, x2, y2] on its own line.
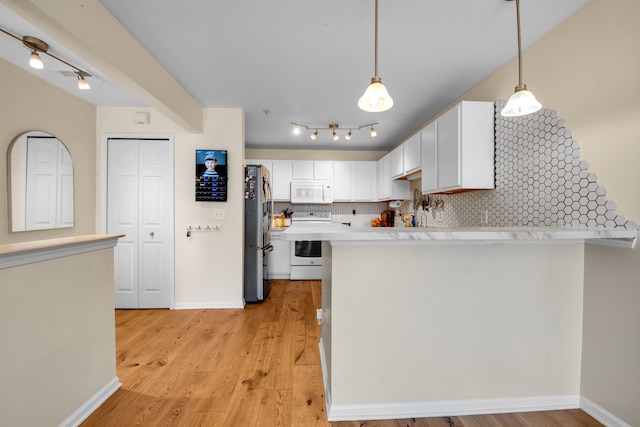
[281, 223, 638, 248]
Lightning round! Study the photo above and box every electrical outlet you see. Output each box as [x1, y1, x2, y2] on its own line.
[213, 209, 225, 220]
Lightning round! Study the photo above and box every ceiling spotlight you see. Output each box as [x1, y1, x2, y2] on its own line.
[29, 50, 43, 69]
[370, 126, 377, 137]
[330, 124, 339, 141]
[293, 125, 300, 135]
[77, 75, 90, 90]
[345, 130, 352, 140]
[501, 0, 542, 117]
[311, 130, 318, 140]
[358, 0, 394, 112]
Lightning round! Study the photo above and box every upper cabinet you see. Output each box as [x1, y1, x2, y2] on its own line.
[271, 160, 293, 200]
[390, 132, 421, 180]
[291, 160, 333, 181]
[377, 153, 410, 201]
[390, 145, 404, 179]
[334, 161, 377, 202]
[403, 133, 421, 176]
[421, 101, 494, 194]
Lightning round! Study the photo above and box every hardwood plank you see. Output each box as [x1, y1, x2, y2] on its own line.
[81, 280, 602, 427]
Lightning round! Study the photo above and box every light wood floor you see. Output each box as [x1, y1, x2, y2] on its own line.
[82, 280, 602, 426]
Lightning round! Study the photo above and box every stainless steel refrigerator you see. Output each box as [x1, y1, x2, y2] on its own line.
[244, 165, 273, 303]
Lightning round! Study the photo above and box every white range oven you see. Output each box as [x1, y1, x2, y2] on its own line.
[289, 211, 331, 280]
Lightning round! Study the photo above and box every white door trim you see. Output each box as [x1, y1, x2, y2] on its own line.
[102, 133, 175, 309]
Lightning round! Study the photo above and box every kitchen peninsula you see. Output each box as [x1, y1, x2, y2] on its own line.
[282, 224, 637, 421]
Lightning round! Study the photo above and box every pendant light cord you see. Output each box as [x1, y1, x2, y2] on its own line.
[374, 0, 379, 78]
[515, 0, 523, 87]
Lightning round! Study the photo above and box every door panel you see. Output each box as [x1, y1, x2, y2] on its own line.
[108, 138, 173, 308]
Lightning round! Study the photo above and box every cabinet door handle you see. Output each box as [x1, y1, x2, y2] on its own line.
[149, 232, 155, 237]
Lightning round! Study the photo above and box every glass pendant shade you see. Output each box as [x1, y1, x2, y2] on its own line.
[358, 77, 393, 112]
[501, 85, 541, 117]
[29, 51, 43, 69]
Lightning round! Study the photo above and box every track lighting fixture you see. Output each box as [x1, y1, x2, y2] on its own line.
[358, 0, 393, 112]
[501, 0, 541, 117]
[291, 122, 379, 142]
[0, 28, 93, 90]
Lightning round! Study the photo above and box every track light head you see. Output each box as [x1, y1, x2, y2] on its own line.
[345, 130, 352, 141]
[370, 126, 377, 137]
[311, 130, 318, 140]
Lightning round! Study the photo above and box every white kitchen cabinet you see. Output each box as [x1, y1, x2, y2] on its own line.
[334, 161, 377, 201]
[420, 122, 437, 194]
[377, 153, 409, 201]
[272, 160, 293, 200]
[292, 160, 334, 181]
[268, 232, 290, 279]
[333, 161, 352, 200]
[313, 161, 334, 180]
[402, 132, 421, 176]
[390, 145, 404, 179]
[422, 100, 494, 194]
[352, 161, 376, 201]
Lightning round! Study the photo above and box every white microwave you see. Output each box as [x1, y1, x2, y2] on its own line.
[290, 181, 333, 204]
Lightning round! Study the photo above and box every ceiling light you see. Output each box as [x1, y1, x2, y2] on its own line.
[77, 75, 90, 90]
[292, 122, 379, 142]
[501, 0, 541, 117]
[0, 28, 93, 90]
[330, 124, 339, 141]
[293, 125, 300, 135]
[358, 0, 393, 113]
[29, 50, 43, 69]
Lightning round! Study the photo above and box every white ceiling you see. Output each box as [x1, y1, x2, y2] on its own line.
[0, 0, 589, 151]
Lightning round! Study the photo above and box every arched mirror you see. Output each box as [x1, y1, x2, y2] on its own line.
[8, 131, 74, 231]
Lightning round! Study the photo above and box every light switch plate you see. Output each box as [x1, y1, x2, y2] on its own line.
[213, 209, 225, 220]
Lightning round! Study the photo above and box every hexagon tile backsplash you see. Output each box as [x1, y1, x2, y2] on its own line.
[433, 100, 637, 230]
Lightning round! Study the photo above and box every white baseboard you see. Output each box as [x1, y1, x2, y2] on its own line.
[318, 338, 331, 413]
[326, 394, 580, 422]
[174, 301, 244, 309]
[60, 376, 121, 427]
[580, 396, 632, 427]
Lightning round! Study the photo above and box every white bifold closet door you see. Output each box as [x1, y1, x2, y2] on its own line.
[107, 138, 173, 308]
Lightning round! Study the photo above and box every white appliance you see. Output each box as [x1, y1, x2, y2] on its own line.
[290, 181, 333, 204]
[290, 212, 331, 280]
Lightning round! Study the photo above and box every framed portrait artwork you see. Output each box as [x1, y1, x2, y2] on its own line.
[195, 149, 228, 201]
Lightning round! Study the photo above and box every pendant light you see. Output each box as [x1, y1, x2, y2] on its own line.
[501, 0, 542, 117]
[358, 0, 393, 112]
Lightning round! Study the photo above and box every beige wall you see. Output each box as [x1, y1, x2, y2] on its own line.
[460, 0, 640, 424]
[0, 248, 117, 426]
[329, 243, 584, 409]
[0, 59, 118, 426]
[98, 107, 246, 307]
[0, 59, 97, 243]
